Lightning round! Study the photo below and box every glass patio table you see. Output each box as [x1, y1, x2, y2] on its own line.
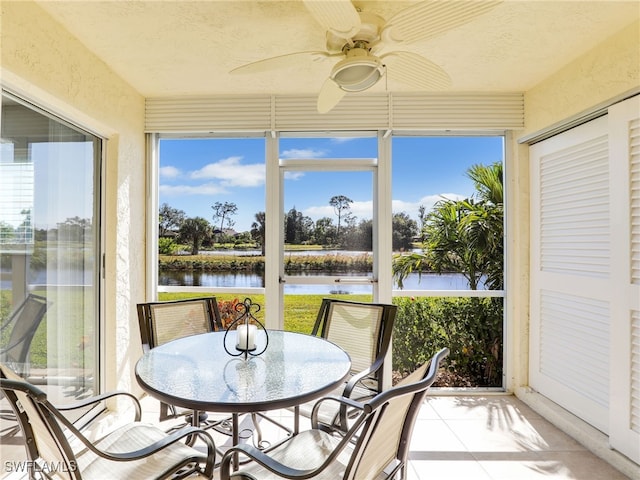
[135, 330, 351, 448]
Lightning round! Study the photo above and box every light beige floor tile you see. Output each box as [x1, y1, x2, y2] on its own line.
[428, 395, 542, 422]
[520, 418, 586, 452]
[541, 451, 632, 480]
[478, 457, 582, 480]
[2, 394, 634, 480]
[444, 418, 544, 452]
[416, 398, 441, 420]
[409, 419, 468, 452]
[478, 451, 631, 480]
[408, 459, 493, 480]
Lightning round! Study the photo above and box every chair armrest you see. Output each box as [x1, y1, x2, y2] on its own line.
[220, 443, 317, 480]
[102, 426, 215, 462]
[310, 395, 365, 431]
[341, 355, 385, 399]
[50, 406, 215, 476]
[56, 390, 142, 422]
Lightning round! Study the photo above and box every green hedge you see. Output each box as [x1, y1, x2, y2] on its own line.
[392, 296, 503, 386]
[2, 289, 503, 387]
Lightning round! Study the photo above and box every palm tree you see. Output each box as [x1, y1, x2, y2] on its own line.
[393, 162, 503, 290]
[251, 211, 266, 255]
[178, 217, 212, 255]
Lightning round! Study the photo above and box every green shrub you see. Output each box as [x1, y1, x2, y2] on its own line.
[392, 296, 503, 386]
[158, 237, 178, 255]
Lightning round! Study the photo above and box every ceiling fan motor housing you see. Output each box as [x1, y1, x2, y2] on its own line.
[330, 48, 385, 92]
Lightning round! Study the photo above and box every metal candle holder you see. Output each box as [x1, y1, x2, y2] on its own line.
[223, 297, 268, 360]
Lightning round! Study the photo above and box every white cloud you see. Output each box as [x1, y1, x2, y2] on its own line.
[284, 171, 305, 180]
[303, 200, 373, 222]
[189, 156, 265, 187]
[159, 165, 181, 178]
[303, 205, 333, 219]
[393, 193, 466, 219]
[280, 148, 327, 159]
[159, 183, 228, 196]
[330, 137, 357, 144]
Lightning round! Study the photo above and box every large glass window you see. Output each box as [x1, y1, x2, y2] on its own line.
[391, 136, 504, 291]
[157, 137, 266, 321]
[0, 92, 101, 402]
[152, 133, 506, 386]
[390, 136, 505, 387]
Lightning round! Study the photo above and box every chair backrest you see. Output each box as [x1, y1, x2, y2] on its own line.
[0, 294, 49, 372]
[137, 297, 222, 350]
[0, 362, 79, 479]
[345, 347, 449, 480]
[312, 298, 396, 386]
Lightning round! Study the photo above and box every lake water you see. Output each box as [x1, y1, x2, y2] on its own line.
[158, 270, 475, 293]
[160, 249, 481, 292]
[3, 250, 481, 293]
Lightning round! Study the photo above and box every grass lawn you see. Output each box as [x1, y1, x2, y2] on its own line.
[158, 292, 372, 333]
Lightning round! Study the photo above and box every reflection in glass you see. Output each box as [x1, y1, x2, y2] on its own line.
[0, 93, 100, 403]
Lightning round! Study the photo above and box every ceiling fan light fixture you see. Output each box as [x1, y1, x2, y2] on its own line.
[330, 50, 384, 92]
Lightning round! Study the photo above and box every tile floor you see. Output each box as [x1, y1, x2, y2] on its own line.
[0, 394, 634, 479]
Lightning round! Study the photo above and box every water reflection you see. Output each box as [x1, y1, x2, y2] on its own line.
[158, 270, 477, 293]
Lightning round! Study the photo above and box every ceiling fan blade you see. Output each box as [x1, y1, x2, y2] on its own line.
[317, 78, 346, 113]
[381, 51, 451, 90]
[382, 1, 501, 44]
[230, 51, 331, 74]
[303, 0, 361, 38]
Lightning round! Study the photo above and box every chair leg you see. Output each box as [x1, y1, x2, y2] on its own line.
[159, 402, 174, 422]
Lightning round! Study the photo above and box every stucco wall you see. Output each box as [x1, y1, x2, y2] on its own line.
[1, 1, 146, 393]
[506, 20, 639, 393]
[523, 20, 639, 136]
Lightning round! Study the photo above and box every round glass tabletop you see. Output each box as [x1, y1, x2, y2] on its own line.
[135, 330, 351, 413]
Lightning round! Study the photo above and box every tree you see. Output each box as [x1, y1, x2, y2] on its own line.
[313, 217, 335, 246]
[211, 201, 238, 232]
[178, 217, 212, 255]
[285, 207, 313, 244]
[57, 216, 92, 242]
[393, 162, 503, 290]
[418, 204, 427, 239]
[392, 212, 418, 251]
[344, 218, 372, 250]
[329, 195, 353, 242]
[159, 203, 186, 237]
[251, 211, 266, 255]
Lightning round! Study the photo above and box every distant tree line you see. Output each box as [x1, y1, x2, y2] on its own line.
[159, 195, 419, 255]
[1, 213, 93, 245]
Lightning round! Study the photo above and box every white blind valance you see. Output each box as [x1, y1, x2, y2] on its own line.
[145, 92, 523, 133]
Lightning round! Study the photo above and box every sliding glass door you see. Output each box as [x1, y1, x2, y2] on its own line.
[0, 92, 101, 402]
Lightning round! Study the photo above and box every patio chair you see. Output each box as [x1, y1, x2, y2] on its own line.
[0, 293, 49, 378]
[220, 347, 449, 480]
[0, 362, 216, 479]
[137, 297, 223, 425]
[297, 298, 397, 433]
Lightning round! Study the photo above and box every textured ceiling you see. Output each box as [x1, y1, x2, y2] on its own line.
[35, 1, 640, 98]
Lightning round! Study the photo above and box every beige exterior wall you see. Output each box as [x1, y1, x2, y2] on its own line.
[506, 19, 640, 393]
[1, 1, 147, 393]
[523, 20, 640, 137]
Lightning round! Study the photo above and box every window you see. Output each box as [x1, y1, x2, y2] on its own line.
[150, 132, 506, 386]
[0, 92, 102, 402]
[391, 136, 504, 292]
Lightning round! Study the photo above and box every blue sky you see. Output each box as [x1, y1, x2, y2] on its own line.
[159, 136, 504, 232]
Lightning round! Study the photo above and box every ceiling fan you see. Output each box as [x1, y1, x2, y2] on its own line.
[230, 0, 501, 113]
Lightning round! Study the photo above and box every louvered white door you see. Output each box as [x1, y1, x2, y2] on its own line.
[608, 96, 640, 464]
[530, 115, 611, 433]
[530, 95, 640, 463]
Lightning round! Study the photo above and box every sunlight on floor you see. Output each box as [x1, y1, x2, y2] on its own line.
[0, 394, 632, 479]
